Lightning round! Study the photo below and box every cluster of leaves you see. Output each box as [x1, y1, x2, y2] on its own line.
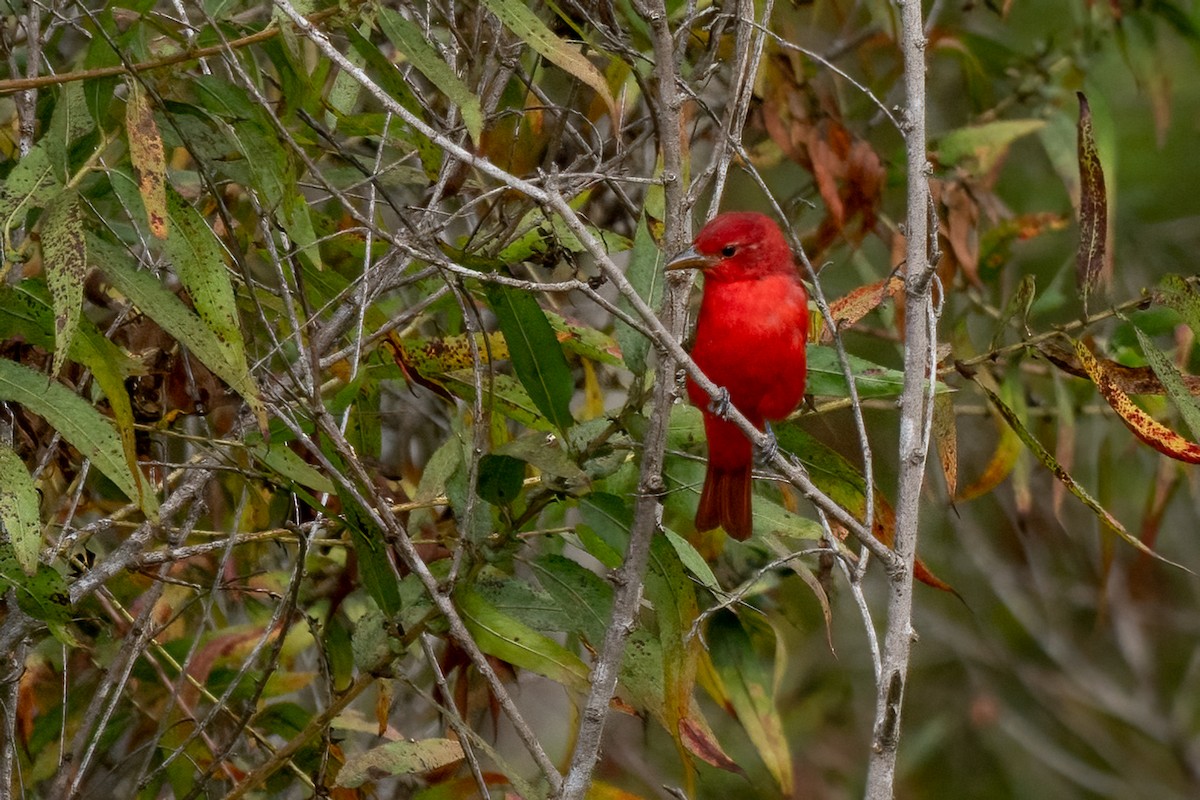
[3, 0, 1200, 798]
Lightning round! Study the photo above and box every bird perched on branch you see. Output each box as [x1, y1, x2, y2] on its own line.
[666, 212, 809, 540]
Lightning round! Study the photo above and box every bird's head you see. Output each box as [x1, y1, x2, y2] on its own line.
[665, 212, 795, 283]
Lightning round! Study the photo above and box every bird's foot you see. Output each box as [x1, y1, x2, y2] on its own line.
[707, 387, 731, 419]
[758, 422, 779, 465]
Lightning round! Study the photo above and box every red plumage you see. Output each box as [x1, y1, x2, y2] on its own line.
[667, 213, 809, 540]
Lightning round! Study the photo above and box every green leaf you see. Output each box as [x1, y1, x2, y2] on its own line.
[531, 554, 612, 644]
[578, 492, 630, 567]
[337, 738, 464, 788]
[614, 214, 663, 375]
[484, 284, 575, 435]
[377, 7, 484, 145]
[250, 441, 336, 496]
[90, 233, 267, 431]
[645, 534, 701, 745]
[46, 82, 94, 177]
[1132, 326, 1200, 442]
[39, 190, 86, 377]
[1158, 275, 1200, 336]
[441, 371, 553, 431]
[455, 584, 591, 693]
[344, 24, 442, 178]
[806, 346, 947, 399]
[5, 563, 72, 625]
[164, 188, 245, 365]
[480, 0, 616, 117]
[662, 529, 720, 592]
[1076, 92, 1108, 313]
[0, 359, 157, 517]
[935, 119, 1046, 173]
[707, 612, 793, 794]
[979, 376, 1190, 572]
[0, 143, 58, 235]
[476, 453, 526, 506]
[0, 281, 142, 482]
[546, 310, 623, 367]
[0, 447, 40, 575]
[472, 568, 577, 633]
[496, 431, 590, 492]
[339, 486, 403, 617]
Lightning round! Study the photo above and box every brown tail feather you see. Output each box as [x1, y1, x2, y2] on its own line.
[696, 463, 753, 540]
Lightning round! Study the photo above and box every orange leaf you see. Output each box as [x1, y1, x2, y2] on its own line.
[934, 393, 958, 500]
[819, 276, 903, 344]
[1073, 340, 1200, 463]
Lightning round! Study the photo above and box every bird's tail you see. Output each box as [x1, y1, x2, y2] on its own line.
[696, 462, 753, 540]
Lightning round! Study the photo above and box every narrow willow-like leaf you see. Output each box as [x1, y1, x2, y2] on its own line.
[706, 613, 794, 794]
[40, 190, 86, 377]
[0, 447, 40, 575]
[456, 584, 591, 693]
[979, 369, 1191, 572]
[125, 80, 168, 239]
[377, 7, 484, 145]
[990, 273, 1036, 348]
[484, 284, 574, 436]
[645, 534, 701, 753]
[805, 345, 947, 400]
[0, 281, 142, 482]
[615, 214, 663, 375]
[532, 554, 612, 645]
[933, 393, 958, 500]
[1132, 326, 1200, 442]
[1076, 92, 1108, 312]
[339, 486, 403, 617]
[250, 442, 336, 496]
[480, 0, 616, 117]
[441, 371, 551, 431]
[1074, 339, 1200, 464]
[337, 738, 464, 788]
[818, 276, 902, 344]
[0, 143, 57, 231]
[773, 418, 954, 591]
[936, 118, 1046, 173]
[91, 234, 267, 432]
[46, 82, 94, 177]
[164, 188, 244, 363]
[0, 359, 158, 517]
[1157, 274, 1200, 337]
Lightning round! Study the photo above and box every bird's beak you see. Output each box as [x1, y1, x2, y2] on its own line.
[665, 246, 718, 272]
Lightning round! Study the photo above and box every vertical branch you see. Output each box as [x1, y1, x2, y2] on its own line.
[865, 0, 935, 796]
[559, 0, 689, 796]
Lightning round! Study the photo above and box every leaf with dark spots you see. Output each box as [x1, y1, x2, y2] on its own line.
[125, 80, 168, 239]
[1038, 341, 1200, 396]
[40, 190, 86, 377]
[977, 360, 1192, 572]
[1073, 339, 1200, 465]
[476, 453, 526, 506]
[1076, 92, 1108, 312]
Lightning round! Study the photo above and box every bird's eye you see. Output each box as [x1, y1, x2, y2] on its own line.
[721, 245, 737, 257]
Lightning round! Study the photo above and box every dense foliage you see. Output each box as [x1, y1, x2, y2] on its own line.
[3, 0, 1200, 797]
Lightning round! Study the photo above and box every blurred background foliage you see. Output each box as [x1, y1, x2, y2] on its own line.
[2, 0, 1200, 798]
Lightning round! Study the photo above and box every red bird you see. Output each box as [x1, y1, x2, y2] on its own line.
[666, 213, 809, 540]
